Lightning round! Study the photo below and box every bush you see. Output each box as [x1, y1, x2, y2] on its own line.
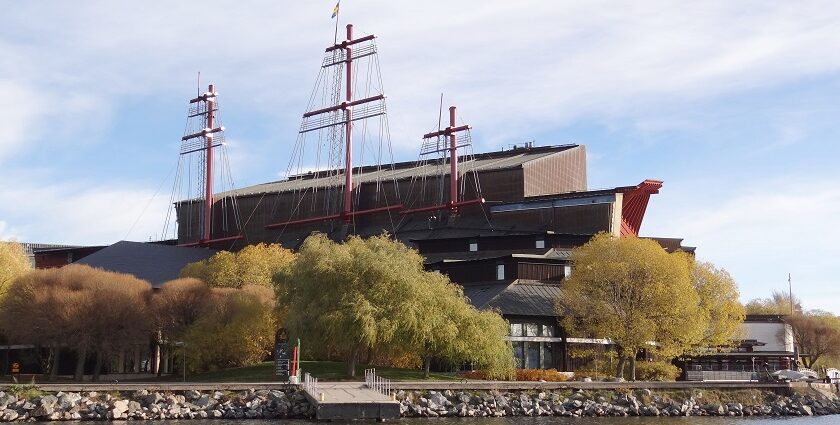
[516, 368, 570, 382]
[635, 361, 681, 381]
[459, 370, 486, 380]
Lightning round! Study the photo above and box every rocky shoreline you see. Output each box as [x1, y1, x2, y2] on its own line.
[397, 388, 840, 418]
[1, 386, 838, 421]
[0, 389, 313, 421]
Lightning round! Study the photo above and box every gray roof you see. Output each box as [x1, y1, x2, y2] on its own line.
[212, 145, 577, 199]
[76, 241, 216, 288]
[463, 281, 562, 317]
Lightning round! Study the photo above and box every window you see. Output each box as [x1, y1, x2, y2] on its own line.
[542, 343, 553, 369]
[512, 342, 524, 368]
[510, 323, 523, 337]
[496, 264, 505, 280]
[535, 238, 545, 249]
[541, 324, 554, 337]
[525, 323, 539, 337]
[526, 342, 540, 369]
[563, 265, 572, 279]
[469, 240, 478, 252]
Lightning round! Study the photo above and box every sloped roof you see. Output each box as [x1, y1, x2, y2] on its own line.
[212, 145, 579, 199]
[76, 241, 216, 288]
[463, 280, 561, 317]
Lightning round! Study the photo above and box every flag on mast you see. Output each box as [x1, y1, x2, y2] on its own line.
[331, 1, 340, 18]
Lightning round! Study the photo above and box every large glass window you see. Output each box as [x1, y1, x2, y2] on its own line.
[510, 323, 523, 337]
[542, 324, 554, 337]
[496, 264, 505, 280]
[525, 323, 539, 337]
[526, 342, 540, 369]
[542, 343, 553, 369]
[513, 342, 524, 368]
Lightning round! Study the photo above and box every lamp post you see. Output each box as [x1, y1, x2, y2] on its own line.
[174, 341, 186, 382]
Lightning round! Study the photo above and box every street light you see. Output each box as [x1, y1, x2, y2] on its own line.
[174, 342, 187, 382]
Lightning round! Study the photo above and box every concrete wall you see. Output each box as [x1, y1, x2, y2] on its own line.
[743, 322, 794, 352]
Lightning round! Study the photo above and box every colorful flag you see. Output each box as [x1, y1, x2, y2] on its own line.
[331, 2, 340, 18]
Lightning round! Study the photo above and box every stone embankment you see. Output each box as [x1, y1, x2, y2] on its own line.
[0, 388, 313, 421]
[397, 388, 840, 418]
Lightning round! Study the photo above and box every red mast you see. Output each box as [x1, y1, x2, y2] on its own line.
[176, 84, 244, 247]
[401, 105, 484, 216]
[265, 24, 401, 230]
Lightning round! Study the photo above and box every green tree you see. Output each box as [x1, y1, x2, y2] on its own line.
[275, 233, 515, 379]
[0, 242, 31, 298]
[181, 243, 295, 289]
[558, 233, 706, 380]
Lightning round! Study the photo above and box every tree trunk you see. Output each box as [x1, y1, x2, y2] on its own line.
[630, 355, 637, 381]
[74, 347, 87, 382]
[615, 347, 626, 378]
[92, 351, 103, 382]
[346, 346, 360, 377]
[49, 347, 60, 381]
[423, 356, 432, 378]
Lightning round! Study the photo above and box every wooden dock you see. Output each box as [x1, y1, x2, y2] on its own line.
[302, 382, 400, 421]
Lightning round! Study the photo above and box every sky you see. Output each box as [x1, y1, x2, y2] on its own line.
[1, 1, 838, 312]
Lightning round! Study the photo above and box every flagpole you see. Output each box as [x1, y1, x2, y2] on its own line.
[333, 1, 340, 44]
[788, 273, 793, 315]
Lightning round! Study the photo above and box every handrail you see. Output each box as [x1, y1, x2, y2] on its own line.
[364, 368, 391, 397]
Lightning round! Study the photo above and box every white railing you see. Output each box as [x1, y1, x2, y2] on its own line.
[364, 368, 391, 397]
[798, 368, 819, 379]
[303, 371, 319, 395]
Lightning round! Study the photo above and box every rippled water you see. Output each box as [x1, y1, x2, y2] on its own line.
[125, 417, 838, 424]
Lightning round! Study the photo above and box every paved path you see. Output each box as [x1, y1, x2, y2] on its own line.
[302, 382, 400, 421]
[309, 382, 393, 403]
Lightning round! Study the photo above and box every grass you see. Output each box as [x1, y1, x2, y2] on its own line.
[162, 361, 458, 383]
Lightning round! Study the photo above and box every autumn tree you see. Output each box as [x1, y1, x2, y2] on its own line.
[559, 234, 710, 380]
[688, 259, 746, 348]
[0, 265, 152, 381]
[745, 290, 803, 316]
[786, 311, 840, 369]
[180, 243, 295, 289]
[0, 242, 31, 299]
[275, 233, 515, 379]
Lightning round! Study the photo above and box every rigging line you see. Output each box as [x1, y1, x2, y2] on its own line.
[161, 156, 184, 239]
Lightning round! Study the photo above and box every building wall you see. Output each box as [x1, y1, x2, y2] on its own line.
[522, 146, 587, 197]
[743, 322, 794, 352]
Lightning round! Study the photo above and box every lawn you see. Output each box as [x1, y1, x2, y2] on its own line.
[181, 361, 458, 382]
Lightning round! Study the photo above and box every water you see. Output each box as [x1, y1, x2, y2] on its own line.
[125, 418, 838, 425]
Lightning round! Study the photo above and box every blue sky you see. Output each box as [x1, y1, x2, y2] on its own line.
[2, 1, 838, 312]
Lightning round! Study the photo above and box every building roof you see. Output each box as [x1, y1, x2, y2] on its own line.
[210, 144, 579, 199]
[76, 241, 217, 288]
[463, 280, 561, 317]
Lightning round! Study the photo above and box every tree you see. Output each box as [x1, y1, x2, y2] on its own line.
[180, 243, 295, 289]
[176, 285, 278, 373]
[0, 242, 31, 298]
[745, 290, 802, 315]
[275, 233, 515, 379]
[688, 259, 746, 348]
[558, 233, 707, 380]
[786, 311, 840, 369]
[0, 265, 152, 381]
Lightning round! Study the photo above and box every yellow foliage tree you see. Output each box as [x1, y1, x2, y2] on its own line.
[180, 243, 295, 288]
[559, 233, 707, 380]
[0, 242, 31, 298]
[688, 259, 745, 348]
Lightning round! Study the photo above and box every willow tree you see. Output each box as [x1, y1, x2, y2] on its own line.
[559, 233, 706, 380]
[275, 233, 514, 378]
[0, 242, 30, 299]
[745, 290, 803, 316]
[181, 243, 295, 288]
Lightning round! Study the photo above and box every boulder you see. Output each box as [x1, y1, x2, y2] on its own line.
[110, 399, 129, 416]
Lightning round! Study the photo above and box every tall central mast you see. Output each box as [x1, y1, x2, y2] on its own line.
[342, 24, 354, 222]
[204, 84, 216, 241]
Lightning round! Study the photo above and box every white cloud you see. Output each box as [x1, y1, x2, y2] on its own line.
[644, 175, 840, 313]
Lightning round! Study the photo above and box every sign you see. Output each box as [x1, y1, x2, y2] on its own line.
[274, 328, 290, 380]
[10, 362, 20, 374]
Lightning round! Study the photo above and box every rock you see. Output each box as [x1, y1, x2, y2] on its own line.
[428, 391, 448, 408]
[128, 400, 141, 413]
[111, 399, 129, 416]
[58, 392, 82, 409]
[195, 394, 215, 408]
[38, 395, 58, 409]
[143, 392, 164, 407]
[185, 390, 202, 400]
[798, 404, 813, 416]
[636, 389, 652, 397]
[2, 409, 19, 421]
[30, 404, 54, 418]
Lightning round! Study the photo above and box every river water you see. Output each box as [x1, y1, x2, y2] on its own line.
[127, 418, 837, 424]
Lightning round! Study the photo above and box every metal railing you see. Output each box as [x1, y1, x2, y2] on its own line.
[303, 371, 319, 395]
[364, 368, 391, 397]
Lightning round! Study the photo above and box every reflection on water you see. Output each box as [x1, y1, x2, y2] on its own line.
[125, 416, 839, 425]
